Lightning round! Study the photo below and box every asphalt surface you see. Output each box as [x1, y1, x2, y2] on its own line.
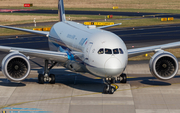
[1, 9, 180, 18]
[0, 9, 162, 16]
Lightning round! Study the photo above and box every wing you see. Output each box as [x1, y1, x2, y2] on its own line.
[97, 23, 122, 29]
[0, 46, 68, 63]
[0, 25, 49, 37]
[128, 41, 180, 58]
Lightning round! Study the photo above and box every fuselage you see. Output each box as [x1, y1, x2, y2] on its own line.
[48, 21, 128, 78]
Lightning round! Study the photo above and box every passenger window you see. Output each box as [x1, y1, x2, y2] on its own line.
[119, 48, 124, 54]
[98, 48, 104, 54]
[105, 49, 112, 54]
[113, 48, 119, 54]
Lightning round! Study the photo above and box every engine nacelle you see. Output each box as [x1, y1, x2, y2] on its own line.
[1, 52, 31, 81]
[149, 50, 178, 80]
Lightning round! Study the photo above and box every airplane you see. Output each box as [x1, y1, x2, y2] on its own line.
[0, 0, 180, 94]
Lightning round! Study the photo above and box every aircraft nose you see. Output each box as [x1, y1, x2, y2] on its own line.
[104, 57, 123, 77]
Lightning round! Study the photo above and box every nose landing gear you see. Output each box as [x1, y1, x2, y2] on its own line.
[103, 73, 127, 94]
[103, 78, 118, 94]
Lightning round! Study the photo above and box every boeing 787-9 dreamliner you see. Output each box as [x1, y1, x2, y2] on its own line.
[0, 0, 180, 94]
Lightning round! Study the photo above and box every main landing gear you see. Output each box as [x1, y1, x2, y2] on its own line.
[103, 73, 127, 94]
[38, 60, 57, 84]
[117, 73, 127, 83]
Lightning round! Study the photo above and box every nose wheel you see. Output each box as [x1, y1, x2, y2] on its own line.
[103, 84, 115, 94]
[103, 78, 118, 94]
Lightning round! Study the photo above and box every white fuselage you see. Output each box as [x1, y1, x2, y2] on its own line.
[48, 21, 128, 78]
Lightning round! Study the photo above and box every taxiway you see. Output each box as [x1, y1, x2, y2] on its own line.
[0, 24, 180, 113]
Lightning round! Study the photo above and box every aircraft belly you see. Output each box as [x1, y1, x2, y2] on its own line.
[86, 65, 123, 78]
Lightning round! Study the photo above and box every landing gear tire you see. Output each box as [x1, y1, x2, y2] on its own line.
[103, 85, 115, 94]
[120, 73, 127, 83]
[109, 86, 115, 94]
[110, 78, 115, 84]
[49, 74, 55, 84]
[38, 60, 57, 84]
[38, 74, 44, 84]
[103, 85, 108, 94]
[103, 77, 116, 94]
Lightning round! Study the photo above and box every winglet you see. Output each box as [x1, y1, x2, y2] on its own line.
[58, 0, 66, 22]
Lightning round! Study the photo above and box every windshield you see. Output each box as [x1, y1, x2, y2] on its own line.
[113, 48, 119, 54]
[105, 49, 112, 54]
[98, 48, 104, 54]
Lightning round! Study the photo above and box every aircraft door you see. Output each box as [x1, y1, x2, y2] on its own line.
[85, 42, 93, 63]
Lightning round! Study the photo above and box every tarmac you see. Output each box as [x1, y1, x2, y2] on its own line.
[0, 24, 180, 113]
[0, 59, 180, 113]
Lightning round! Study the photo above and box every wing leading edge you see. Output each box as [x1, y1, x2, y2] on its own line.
[0, 46, 68, 63]
[0, 25, 49, 37]
[128, 41, 180, 58]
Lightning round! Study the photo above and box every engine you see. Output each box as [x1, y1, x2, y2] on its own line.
[1, 52, 31, 81]
[149, 50, 179, 80]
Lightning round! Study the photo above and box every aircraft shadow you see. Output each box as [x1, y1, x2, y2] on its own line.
[0, 78, 26, 87]
[140, 80, 171, 86]
[0, 67, 26, 87]
[127, 75, 180, 86]
[0, 67, 179, 92]
[28, 68, 105, 93]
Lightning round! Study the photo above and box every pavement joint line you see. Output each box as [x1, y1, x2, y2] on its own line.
[1, 81, 180, 109]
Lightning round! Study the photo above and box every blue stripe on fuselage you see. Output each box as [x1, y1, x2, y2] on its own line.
[49, 36, 76, 61]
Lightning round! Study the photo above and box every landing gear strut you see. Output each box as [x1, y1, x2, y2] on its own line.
[38, 60, 57, 84]
[103, 78, 117, 94]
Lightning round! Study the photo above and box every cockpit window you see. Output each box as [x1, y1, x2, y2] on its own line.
[98, 48, 123, 54]
[119, 48, 124, 54]
[113, 48, 119, 54]
[98, 48, 104, 54]
[105, 49, 112, 54]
